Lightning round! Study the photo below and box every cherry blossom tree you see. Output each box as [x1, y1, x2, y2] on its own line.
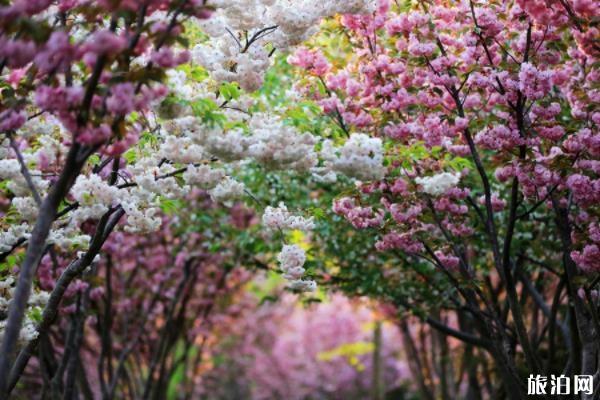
[288, 0, 599, 398]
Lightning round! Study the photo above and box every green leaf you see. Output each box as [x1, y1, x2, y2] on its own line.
[122, 149, 137, 164]
[218, 82, 241, 100]
[159, 197, 184, 215]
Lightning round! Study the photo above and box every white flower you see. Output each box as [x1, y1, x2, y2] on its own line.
[288, 279, 317, 292]
[12, 197, 38, 221]
[192, 35, 270, 92]
[159, 135, 205, 164]
[166, 69, 195, 100]
[71, 174, 120, 207]
[0, 159, 20, 180]
[18, 318, 39, 342]
[310, 167, 338, 183]
[129, 162, 189, 199]
[69, 204, 110, 225]
[121, 202, 162, 233]
[283, 266, 306, 280]
[182, 165, 226, 189]
[415, 172, 461, 195]
[275, 244, 316, 291]
[0, 276, 14, 290]
[19, 115, 57, 138]
[209, 177, 245, 204]
[262, 202, 315, 232]
[28, 291, 50, 307]
[197, 0, 375, 90]
[0, 224, 30, 253]
[277, 244, 306, 271]
[320, 133, 385, 181]
[203, 128, 250, 162]
[0, 279, 44, 343]
[247, 113, 318, 171]
[47, 228, 91, 251]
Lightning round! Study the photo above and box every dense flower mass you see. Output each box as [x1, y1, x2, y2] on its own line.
[317, 133, 386, 182]
[415, 172, 461, 196]
[194, 0, 376, 90]
[288, 0, 600, 398]
[202, 294, 409, 400]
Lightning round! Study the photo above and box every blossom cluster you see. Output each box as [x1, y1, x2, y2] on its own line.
[0, 277, 48, 344]
[262, 202, 316, 291]
[415, 172, 461, 196]
[194, 0, 376, 90]
[315, 133, 386, 182]
[289, 0, 600, 277]
[262, 202, 316, 231]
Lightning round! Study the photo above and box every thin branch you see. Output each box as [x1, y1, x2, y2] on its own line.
[9, 136, 42, 205]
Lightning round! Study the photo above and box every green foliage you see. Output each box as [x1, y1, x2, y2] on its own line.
[159, 197, 186, 215]
[189, 98, 227, 127]
[218, 82, 241, 101]
[179, 63, 210, 82]
[27, 306, 43, 323]
[317, 341, 375, 371]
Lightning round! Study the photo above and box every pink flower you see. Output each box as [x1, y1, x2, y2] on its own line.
[0, 0, 51, 19]
[76, 123, 112, 146]
[333, 197, 384, 229]
[386, 15, 414, 35]
[135, 84, 168, 109]
[477, 194, 506, 212]
[6, 68, 27, 88]
[35, 85, 84, 112]
[0, 109, 26, 132]
[89, 287, 105, 301]
[58, 0, 78, 12]
[494, 165, 515, 182]
[0, 37, 36, 68]
[106, 83, 136, 115]
[390, 178, 409, 195]
[518, 62, 553, 100]
[388, 203, 423, 223]
[475, 7, 503, 37]
[103, 125, 140, 156]
[538, 126, 565, 141]
[572, 0, 598, 17]
[475, 125, 523, 150]
[566, 174, 598, 206]
[288, 47, 330, 76]
[435, 251, 460, 271]
[375, 231, 424, 253]
[571, 244, 600, 273]
[150, 48, 190, 68]
[319, 96, 344, 114]
[83, 30, 128, 56]
[34, 31, 79, 74]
